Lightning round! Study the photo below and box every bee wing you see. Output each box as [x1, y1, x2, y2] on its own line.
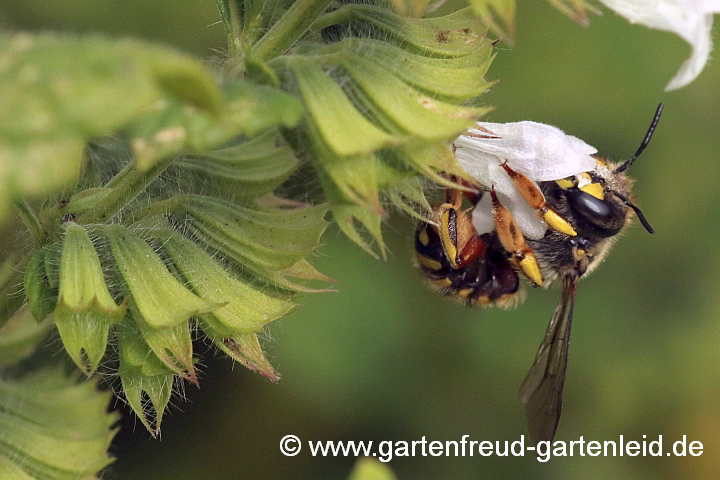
[519, 275, 577, 443]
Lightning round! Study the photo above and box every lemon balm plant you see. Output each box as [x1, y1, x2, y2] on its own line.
[0, 0, 600, 477]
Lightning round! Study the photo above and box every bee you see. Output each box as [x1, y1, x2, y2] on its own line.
[415, 105, 663, 442]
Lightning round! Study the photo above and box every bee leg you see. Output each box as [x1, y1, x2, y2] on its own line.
[445, 175, 481, 205]
[436, 185, 484, 269]
[456, 234, 487, 268]
[490, 189, 544, 286]
[499, 162, 577, 237]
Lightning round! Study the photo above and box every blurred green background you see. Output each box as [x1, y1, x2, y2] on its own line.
[3, 1, 720, 479]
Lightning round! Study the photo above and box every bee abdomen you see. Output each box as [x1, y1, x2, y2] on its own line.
[415, 224, 520, 306]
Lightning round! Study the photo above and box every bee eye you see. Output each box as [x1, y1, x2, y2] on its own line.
[567, 188, 625, 237]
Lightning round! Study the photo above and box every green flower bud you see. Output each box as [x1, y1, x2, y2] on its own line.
[54, 223, 125, 375]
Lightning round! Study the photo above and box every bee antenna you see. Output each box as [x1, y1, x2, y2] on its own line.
[609, 190, 655, 234]
[615, 103, 664, 173]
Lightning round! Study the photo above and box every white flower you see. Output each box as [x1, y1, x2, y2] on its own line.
[598, 0, 720, 91]
[453, 121, 598, 240]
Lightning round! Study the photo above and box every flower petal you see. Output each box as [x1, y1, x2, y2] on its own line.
[455, 120, 597, 240]
[598, 0, 720, 91]
[455, 121, 597, 182]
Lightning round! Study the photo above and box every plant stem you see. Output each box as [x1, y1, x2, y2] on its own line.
[83, 157, 176, 224]
[251, 0, 333, 61]
[125, 196, 182, 226]
[309, 4, 356, 32]
[13, 200, 46, 246]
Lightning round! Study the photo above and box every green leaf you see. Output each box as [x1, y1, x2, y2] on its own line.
[0, 367, 118, 479]
[348, 458, 397, 480]
[0, 307, 53, 367]
[106, 224, 221, 329]
[129, 82, 304, 170]
[0, 32, 225, 220]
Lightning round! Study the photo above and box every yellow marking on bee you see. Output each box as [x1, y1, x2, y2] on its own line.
[580, 182, 604, 200]
[555, 178, 574, 189]
[542, 209, 577, 236]
[418, 229, 430, 246]
[518, 254, 544, 287]
[458, 288, 474, 298]
[500, 163, 576, 237]
[417, 255, 443, 271]
[438, 206, 459, 268]
[437, 277, 453, 287]
[572, 247, 586, 262]
[473, 295, 491, 306]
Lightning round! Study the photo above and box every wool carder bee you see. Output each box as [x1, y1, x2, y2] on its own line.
[415, 105, 663, 442]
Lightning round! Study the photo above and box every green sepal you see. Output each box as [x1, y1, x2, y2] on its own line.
[319, 171, 386, 259]
[0, 367, 119, 478]
[177, 129, 299, 200]
[312, 5, 488, 58]
[54, 312, 114, 376]
[385, 177, 433, 222]
[24, 247, 58, 323]
[164, 233, 295, 332]
[202, 325, 279, 381]
[395, 142, 474, 189]
[167, 195, 328, 285]
[118, 325, 175, 434]
[467, 0, 516, 41]
[106, 224, 222, 328]
[320, 38, 493, 101]
[57, 223, 123, 315]
[131, 302, 196, 381]
[320, 153, 383, 214]
[546, 0, 599, 26]
[291, 59, 401, 157]
[53, 223, 125, 375]
[340, 53, 481, 140]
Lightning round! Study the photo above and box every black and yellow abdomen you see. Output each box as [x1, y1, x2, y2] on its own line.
[414, 221, 520, 307]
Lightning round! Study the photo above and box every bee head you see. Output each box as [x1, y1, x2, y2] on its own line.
[564, 103, 663, 238]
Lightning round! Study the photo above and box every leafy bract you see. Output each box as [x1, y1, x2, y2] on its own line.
[0, 32, 303, 223]
[0, 368, 118, 478]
